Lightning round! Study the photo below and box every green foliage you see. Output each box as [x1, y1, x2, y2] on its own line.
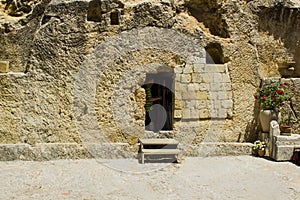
[253, 79, 295, 110]
[144, 86, 153, 112]
[280, 103, 298, 126]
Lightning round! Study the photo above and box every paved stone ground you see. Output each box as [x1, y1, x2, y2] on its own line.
[1, 156, 300, 199]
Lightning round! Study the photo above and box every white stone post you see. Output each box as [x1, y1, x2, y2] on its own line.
[269, 120, 280, 159]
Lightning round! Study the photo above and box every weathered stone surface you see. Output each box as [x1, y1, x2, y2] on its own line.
[272, 145, 295, 161]
[1, 0, 42, 17]
[0, 0, 300, 160]
[179, 142, 254, 157]
[0, 141, 254, 160]
[174, 109, 182, 119]
[0, 143, 91, 161]
[0, 61, 9, 73]
[271, 134, 300, 161]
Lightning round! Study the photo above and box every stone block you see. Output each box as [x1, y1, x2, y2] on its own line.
[205, 64, 225, 73]
[202, 73, 214, 83]
[174, 109, 182, 119]
[214, 73, 223, 83]
[183, 64, 193, 74]
[0, 143, 93, 161]
[222, 73, 231, 82]
[187, 83, 200, 91]
[210, 83, 223, 91]
[210, 109, 218, 118]
[175, 75, 181, 82]
[196, 100, 207, 109]
[190, 109, 199, 119]
[226, 109, 233, 119]
[270, 134, 300, 161]
[191, 73, 202, 83]
[195, 142, 253, 157]
[185, 100, 197, 108]
[218, 91, 227, 100]
[208, 91, 218, 100]
[85, 143, 139, 159]
[182, 109, 190, 119]
[272, 145, 294, 161]
[226, 91, 233, 99]
[0, 144, 30, 161]
[175, 82, 187, 93]
[208, 108, 227, 119]
[193, 63, 205, 73]
[221, 100, 233, 109]
[175, 91, 182, 100]
[207, 101, 214, 110]
[214, 100, 221, 109]
[174, 65, 183, 74]
[199, 83, 208, 91]
[199, 109, 210, 119]
[174, 81, 182, 91]
[0, 61, 9, 73]
[218, 109, 227, 118]
[196, 91, 208, 100]
[196, 57, 206, 64]
[182, 91, 196, 100]
[274, 134, 300, 146]
[187, 57, 206, 64]
[174, 80, 181, 87]
[224, 83, 232, 91]
[174, 99, 183, 109]
[181, 74, 191, 83]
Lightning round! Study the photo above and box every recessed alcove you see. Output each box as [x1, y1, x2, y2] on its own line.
[110, 11, 120, 25]
[87, 0, 102, 22]
[143, 72, 174, 132]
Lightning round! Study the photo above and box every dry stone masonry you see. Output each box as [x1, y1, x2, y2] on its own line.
[174, 63, 233, 120]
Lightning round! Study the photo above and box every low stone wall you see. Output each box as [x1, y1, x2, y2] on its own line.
[1, 0, 300, 150]
[0, 142, 253, 161]
[271, 134, 300, 161]
[0, 143, 91, 161]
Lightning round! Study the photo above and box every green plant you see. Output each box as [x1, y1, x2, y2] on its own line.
[144, 85, 153, 112]
[282, 57, 295, 64]
[281, 107, 292, 126]
[280, 103, 298, 126]
[253, 140, 267, 151]
[278, 56, 295, 64]
[254, 79, 295, 110]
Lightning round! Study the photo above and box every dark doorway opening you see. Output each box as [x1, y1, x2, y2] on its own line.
[143, 72, 174, 132]
[110, 11, 120, 25]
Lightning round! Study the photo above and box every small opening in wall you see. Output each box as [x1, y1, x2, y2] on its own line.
[205, 42, 225, 64]
[110, 11, 120, 25]
[143, 72, 174, 132]
[41, 15, 52, 25]
[87, 0, 102, 22]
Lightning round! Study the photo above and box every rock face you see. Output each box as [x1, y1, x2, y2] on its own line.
[0, 0, 300, 158]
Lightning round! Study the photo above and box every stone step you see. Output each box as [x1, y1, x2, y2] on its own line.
[274, 134, 300, 145]
[0, 142, 254, 161]
[141, 149, 180, 154]
[271, 134, 300, 161]
[272, 145, 298, 161]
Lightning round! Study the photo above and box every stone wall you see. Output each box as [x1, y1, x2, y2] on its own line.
[0, 0, 300, 159]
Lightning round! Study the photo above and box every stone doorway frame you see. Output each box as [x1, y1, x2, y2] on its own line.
[143, 71, 175, 132]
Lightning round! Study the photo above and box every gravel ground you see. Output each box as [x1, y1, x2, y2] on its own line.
[1, 156, 300, 200]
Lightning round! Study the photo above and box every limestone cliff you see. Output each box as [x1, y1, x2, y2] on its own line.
[0, 0, 300, 150]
